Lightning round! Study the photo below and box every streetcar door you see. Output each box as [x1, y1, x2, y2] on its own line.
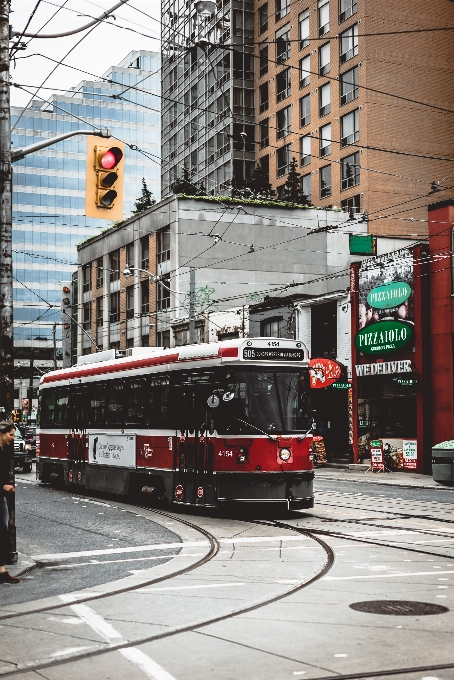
[172, 378, 216, 506]
[68, 386, 87, 485]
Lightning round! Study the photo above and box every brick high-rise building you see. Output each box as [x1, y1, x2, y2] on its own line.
[255, 0, 454, 237]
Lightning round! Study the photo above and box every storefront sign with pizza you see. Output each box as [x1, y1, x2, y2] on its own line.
[309, 358, 342, 388]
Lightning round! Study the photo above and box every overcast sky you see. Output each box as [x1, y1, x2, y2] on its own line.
[10, 0, 161, 109]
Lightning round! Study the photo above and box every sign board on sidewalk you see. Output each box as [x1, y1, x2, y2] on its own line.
[402, 439, 417, 469]
[370, 439, 385, 472]
[88, 433, 136, 468]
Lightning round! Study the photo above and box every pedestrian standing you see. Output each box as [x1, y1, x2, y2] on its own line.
[0, 421, 20, 584]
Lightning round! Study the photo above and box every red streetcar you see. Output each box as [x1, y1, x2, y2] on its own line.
[37, 338, 315, 511]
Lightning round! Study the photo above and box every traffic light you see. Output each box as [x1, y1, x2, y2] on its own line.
[85, 136, 124, 220]
[60, 281, 72, 368]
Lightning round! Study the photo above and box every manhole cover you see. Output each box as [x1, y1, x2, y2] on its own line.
[349, 600, 449, 616]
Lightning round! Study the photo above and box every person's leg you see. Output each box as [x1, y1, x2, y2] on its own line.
[0, 495, 9, 572]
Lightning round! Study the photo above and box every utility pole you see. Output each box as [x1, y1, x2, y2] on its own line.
[27, 348, 34, 424]
[0, 0, 13, 416]
[189, 267, 196, 345]
[52, 323, 57, 370]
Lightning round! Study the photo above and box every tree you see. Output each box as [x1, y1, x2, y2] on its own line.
[172, 162, 206, 195]
[133, 178, 156, 214]
[283, 157, 305, 204]
[247, 164, 274, 198]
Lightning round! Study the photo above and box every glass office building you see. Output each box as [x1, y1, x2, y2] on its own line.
[161, 0, 255, 197]
[11, 50, 160, 406]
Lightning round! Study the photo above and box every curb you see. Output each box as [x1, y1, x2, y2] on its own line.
[314, 471, 451, 491]
[7, 554, 37, 578]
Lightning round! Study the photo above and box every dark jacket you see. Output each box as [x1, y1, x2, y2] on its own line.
[0, 445, 14, 492]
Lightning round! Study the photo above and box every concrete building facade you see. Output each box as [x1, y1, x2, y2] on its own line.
[76, 196, 369, 358]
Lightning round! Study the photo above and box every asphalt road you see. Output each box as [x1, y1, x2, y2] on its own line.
[5, 478, 181, 606]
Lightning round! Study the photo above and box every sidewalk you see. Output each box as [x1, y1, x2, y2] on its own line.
[314, 465, 451, 490]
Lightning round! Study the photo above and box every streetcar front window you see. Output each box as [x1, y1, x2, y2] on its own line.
[218, 370, 310, 435]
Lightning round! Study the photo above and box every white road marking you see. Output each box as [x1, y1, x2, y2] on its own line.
[48, 553, 206, 570]
[32, 535, 311, 561]
[65, 600, 178, 679]
[325, 569, 454, 581]
[120, 648, 178, 680]
[140, 582, 246, 593]
[47, 616, 84, 625]
[411, 538, 454, 544]
[69, 604, 123, 643]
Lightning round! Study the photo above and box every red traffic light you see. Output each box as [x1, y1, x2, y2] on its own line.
[62, 286, 70, 294]
[100, 147, 123, 169]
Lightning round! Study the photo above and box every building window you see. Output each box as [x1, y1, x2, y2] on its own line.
[319, 43, 330, 75]
[340, 66, 358, 105]
[339, 0, 357, 23]
[320, 123, 331, 157]
[320, 165, 332, 198]
[157, 274, 171, 311]
[126, 286, 135, 320]
[96, 297, 103, 328]
[82, 301, 91, 330]
[341, 152, 360, 189]
[276, 68, 291, 102]
[277, 144, 291, 177]
[157, 330, 171, 348]
[126, 243, 134, 270]
[260, 118, 270, 148]
[300, 135, 311, 167]
[341, 194, 361, 214]
[299, 94, 310, 127]
[259, 82, 269, 112]
[340, 24, 358, 64]
[341, 108, 359, 147]
[82, 264, 91, 294]
[259, 3, 268, 33]
[319, 82, 331, 116]
[141, 334, 150, 347]
[110, 251, 119, 283]
[110, 292, 120, 323]
[157, 227, 170, 264]
[302, 173, 311, 203]
[311, 301, 337, 357]
[299, 9, 310, 49]
[276, 106, 291, 140]
[276, 0, 290, 21]
[299, 55, 310, 88]
[262, 317, 286, 338]
[318, 0, 329, 36]
[276, 24, 290, 63]
[96, 258, 103, 288]
[259, 43, 268, 77]
[141, 236, 149, 271]
[141, 280, 149, 314]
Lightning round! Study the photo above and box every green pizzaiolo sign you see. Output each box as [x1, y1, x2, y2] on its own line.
[355, 320, 413, 355]
[367, 281, 411, 309]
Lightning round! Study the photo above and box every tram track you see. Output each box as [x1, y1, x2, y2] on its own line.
[0, 512, 334, 678]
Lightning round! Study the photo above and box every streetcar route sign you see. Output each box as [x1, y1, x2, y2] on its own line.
[89, 433, 136, 468]
[243, 347, 304, 361]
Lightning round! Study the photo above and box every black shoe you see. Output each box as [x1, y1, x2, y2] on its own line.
[0, 571, 20, 584]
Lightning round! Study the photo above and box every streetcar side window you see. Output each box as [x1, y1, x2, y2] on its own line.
[41, 390, 56, 426]
[105, 380, 124, 426]
[88, 382, 106, 427]
[149, 376, 171, 428]
[40, 388, 69, 427]
[125, 378, 149, 426]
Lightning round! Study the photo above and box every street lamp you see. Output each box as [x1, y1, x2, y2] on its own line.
[123, 266, 179, 294]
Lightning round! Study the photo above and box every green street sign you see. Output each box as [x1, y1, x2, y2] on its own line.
[367, 281, 411, 310]
[355, 320, 413, 355]
[330, 382, 350, 389]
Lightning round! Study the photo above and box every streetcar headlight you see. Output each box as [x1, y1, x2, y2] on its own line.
[279, 448, 291, 461]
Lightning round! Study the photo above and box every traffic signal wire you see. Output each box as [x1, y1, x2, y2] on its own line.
[9, 0, 43, 59]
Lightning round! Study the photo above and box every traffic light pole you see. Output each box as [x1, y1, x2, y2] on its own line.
[0, 0, 13, 416]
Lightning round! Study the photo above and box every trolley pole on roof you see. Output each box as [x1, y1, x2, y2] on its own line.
[0, 0, 13, 416]
[189, 268, 196, 344]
